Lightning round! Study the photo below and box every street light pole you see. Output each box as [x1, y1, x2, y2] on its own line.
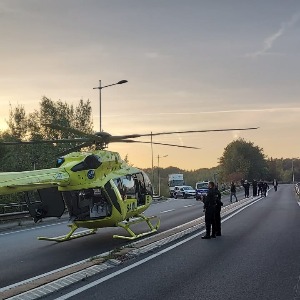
[93, 79, 128, 132]
[158, 154, 168, 196]
[98, 80, 102, 132]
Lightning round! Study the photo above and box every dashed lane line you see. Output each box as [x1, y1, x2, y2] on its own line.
[160, 209, 175, 214]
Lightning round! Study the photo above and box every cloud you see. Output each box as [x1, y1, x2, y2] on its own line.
[246, 13, 300, 58]
[144, 52, 161, 59]
[144, 51, 170, 59]
[104, 106, 300, 118]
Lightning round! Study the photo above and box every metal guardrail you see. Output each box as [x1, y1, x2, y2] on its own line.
[0, 202, 33, 222]
[0, 211, 30, 222]
[0, 202, 29, 214]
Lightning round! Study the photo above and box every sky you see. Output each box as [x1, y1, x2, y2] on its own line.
[1, 0, 300, 170]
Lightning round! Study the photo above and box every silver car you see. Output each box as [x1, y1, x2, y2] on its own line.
[174, 185, 196, 199]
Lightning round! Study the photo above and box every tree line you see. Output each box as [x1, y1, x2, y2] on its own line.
[0, 98, 299, 201]
[142, 138, 299, 196]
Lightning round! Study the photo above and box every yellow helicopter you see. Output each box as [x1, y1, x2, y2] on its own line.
[0, 124, 258, 242]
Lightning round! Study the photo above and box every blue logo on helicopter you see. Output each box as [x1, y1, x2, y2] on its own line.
[87, 170, 95, 179]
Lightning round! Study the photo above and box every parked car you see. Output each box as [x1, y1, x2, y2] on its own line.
[174, 185, 196, 199]
[195, 181, 209, 201]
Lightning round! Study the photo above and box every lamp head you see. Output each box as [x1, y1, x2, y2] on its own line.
[117, 80, 128, 84]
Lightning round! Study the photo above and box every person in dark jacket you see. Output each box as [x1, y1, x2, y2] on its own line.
[258, 180, 263, 196]
[252, 180, 258, 196]
[273, 179, 278, 191]
[214, 184, 223, 236]
[230, 181, 238, 202]
[262, 181, 269, 197]
[243, 180, 250, 198]
[202, 181, 220, 239]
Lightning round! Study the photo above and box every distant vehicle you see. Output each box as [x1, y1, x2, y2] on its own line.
[195, 181, 209, 200]
[168, 174, 184, 197]
[174, 185, 196, 199]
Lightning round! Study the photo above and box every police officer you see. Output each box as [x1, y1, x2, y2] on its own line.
[243, 180, 250, 198]
[214, 184, 223, 236]
[202, 181, 219, 239]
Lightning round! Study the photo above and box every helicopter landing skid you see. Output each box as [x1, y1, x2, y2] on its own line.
[37, 223, 97, 242]
[113, 214, 160, 240]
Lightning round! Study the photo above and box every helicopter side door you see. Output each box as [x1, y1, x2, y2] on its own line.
[25, 187, 65, 222]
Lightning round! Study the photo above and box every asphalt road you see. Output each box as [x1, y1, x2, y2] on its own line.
[1, 192, 226, 289]
[42, 184, 300, 300]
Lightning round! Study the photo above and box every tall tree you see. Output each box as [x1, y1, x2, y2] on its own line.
[219, 138, 268, 182]
[2, 97, 93, 171]
[7, 104, 27, 140]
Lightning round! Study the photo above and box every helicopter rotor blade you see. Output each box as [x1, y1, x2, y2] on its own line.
[56, 141, 94, 156]
[42, 123, 110, 143]
[0, 138, 91, 145]
[42, 123, 98, 138]
[0, 125, 258, 150]
[119, 139, 200, 149]
[115, 127, 259, 139]
[41, 124, 259, 142]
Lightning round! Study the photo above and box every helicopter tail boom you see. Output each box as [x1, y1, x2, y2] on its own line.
[0, 168, 70, 195]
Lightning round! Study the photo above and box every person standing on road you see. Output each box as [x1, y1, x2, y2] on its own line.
[214, 184, 223, 236]
[202, 181, 218, 239]
[243, 180, 250, 198]
[262, 180, 269, 197]
[252, 180, 258, 196]
[273, 179, 278, 191]
[258, 180, 263, 196]
[230, 181, 238, 202]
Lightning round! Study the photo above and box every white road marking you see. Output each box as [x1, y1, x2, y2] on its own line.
[160, 209, 175, 214]
[183, 204, 194, 208]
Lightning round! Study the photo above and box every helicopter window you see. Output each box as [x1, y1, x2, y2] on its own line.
[142, 171, 153, 195]
[56, 157, 65, 167]
[71, 154, 102, 172]
[122, 177, 135, 194]
[133, 173, 147, 205]
[114, 178, 126, 200]
[113, 176, 136, 200]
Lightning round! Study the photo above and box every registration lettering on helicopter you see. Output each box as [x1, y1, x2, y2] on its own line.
[55, 173, 65, 180]
[127, 200, 137, 212]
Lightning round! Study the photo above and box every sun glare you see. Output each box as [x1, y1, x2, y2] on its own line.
[0, 120, 8, 132]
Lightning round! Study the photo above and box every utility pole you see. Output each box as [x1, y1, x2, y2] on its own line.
[158, 154, 168, 196]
